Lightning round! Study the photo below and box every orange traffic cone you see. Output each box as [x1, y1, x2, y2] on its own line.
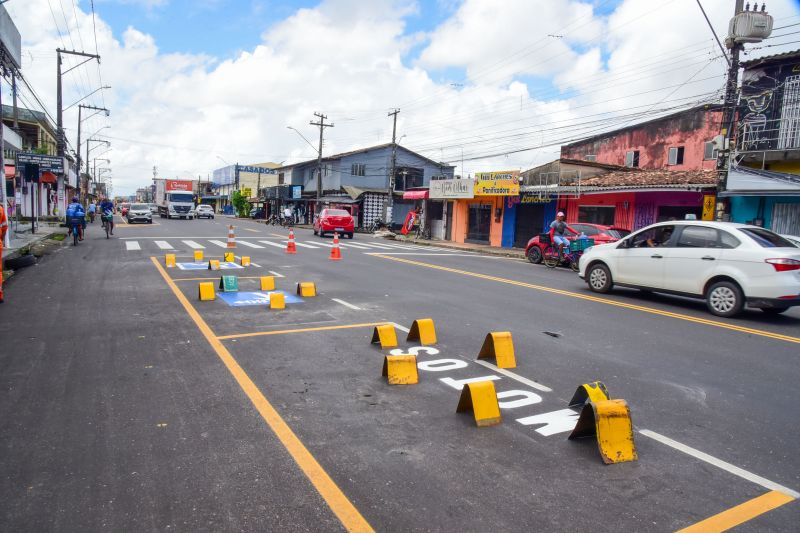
[286, 228, 297, 254]
[227, 225, 236, 248]
[329, 232, 342, 261]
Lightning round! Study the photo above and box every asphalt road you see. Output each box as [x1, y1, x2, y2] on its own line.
[1, 215, 798, 532]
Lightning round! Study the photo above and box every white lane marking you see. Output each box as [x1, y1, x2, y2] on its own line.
[332, 298, 362, 310]
[125, 241, 141, 251]
[155, 240, 173, 250]
[473, 360, 553, 392]
[237, 240, 265, 248]
[268, 270, 285, 278]
[390, 322, 411, 333]
[365, 252, 479, 257]
[282, 241, 320, 249]
[340, 242, 370, 249]
[638, 430, 800, 498]
[259, 240, 288, 249]
[183, 240, 205, 249]
[209, 240, 229, 248]
[355, 242, 394, 249]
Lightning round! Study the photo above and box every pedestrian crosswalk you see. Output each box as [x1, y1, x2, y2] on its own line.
[122, 237, 466, 255]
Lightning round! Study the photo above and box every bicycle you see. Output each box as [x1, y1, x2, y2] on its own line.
[543, 237, 594, 272]
[368, 218, 389, 233]
[101, 213, 114, 238]
[68, 217, 83, 246]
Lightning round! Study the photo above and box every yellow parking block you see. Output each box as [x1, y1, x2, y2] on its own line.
[165, 254, 176, 268]
[568, 399, 637, 464]
[296, 282, 317, 297]
[456, 380, 501, 427]
[269, 291, 285, 310]
[568, 381, 610, 408]
[260, 275, 275, 291]
[477, 331, 516, 369]
[198, 282, 215, 301]
[381, 354, 418, 385]
[193, 250, 204, 262]
[223, 252, 235, 262]
[407, 318, 437, 345]
[241, 256, 251, 267]
[208, 259, 220, 271]
[371, 324, 398, 349]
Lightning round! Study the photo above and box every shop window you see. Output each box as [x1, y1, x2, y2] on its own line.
[625, 150, 639, 168]
[668, 146, 685, 166]
[351, 163, 365, 176]
[278, 172, 285, 185]
[578, 205, 615, 226]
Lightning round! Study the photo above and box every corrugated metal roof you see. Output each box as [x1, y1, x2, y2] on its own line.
[523, 168, 716, 193]
[741, 49, 800, 68]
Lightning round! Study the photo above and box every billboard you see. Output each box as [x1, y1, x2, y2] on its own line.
[474, 171, 520, 196]
[0, 6, 21, 69]
[166, 179, 192, 191]
[429, 179, 475, 199]
[212, 165, 235, 186]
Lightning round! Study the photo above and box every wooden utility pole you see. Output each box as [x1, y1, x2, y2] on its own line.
[386, 109, 400, 222]
[310, 112, 334, 200]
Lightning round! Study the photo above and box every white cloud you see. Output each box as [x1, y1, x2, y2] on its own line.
[4, 0, 800, 195]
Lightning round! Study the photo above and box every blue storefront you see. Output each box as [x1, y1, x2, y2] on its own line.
[723, 167, 800, 233]
[500, 193, 558, 248]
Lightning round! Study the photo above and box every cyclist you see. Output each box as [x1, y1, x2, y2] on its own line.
[100, 197, 115, 235]
[87, 201, 96, 223]
[549, 211, 579, 254]
[65, 196, 86, 241]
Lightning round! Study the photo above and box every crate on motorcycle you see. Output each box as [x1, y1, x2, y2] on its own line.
[569, 238, 595, 252]
[539, 233, 551, 245]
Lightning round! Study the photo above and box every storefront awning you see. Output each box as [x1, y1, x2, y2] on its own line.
[40, 171, 58, 184]
[5, 165, 15, 179]
[402, 190, 429, 200]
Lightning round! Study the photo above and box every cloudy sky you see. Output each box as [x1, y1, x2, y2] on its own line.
[5, 0, 800, 196]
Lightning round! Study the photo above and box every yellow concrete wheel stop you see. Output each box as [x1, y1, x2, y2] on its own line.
[568, 399, 637, 464]
[241, 256, 251, 267]
[371, 324, 398, 349]
[477, 331, 516, 369]
[165, 254, 176, 268]
[269, 292, 285, 310]
[208, 259, 220, 271]
[219, 275, 239, 292]
[381, 354, 418, 385]
[568, 381, 610, 408]
[456, 380, 502, 427]
[296, 282, 317, 297]
[407, 318, 437, 345]
[198, 282, 215, 301]
[260, 276, 275, 291]
[193, 250, 204, 262]
[223, 252, 235, 262]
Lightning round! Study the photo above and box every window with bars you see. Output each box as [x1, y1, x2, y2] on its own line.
[779, 74, 800, 149]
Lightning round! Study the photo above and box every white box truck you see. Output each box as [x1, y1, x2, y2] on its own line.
[155, 179, 195, 219]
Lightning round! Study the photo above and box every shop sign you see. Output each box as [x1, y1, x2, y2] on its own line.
[702, 194, 715, 221]
[519, 192, 553, 204]
[429, 179, 475, 199]
[237, 165, 276, 174]
[292, 186, 302, 199]
[15, 152, 65, 174]
[474, 171, 520, 196]
[240, 187, 252, 198]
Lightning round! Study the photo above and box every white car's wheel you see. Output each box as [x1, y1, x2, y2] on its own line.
[705, 281, 743, 317]
[586, 263, 612, 293]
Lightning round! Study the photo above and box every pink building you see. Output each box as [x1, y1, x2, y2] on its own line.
[560, 105, 723, 171]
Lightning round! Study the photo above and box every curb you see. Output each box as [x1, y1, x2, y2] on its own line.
[2, 231, 68, 263]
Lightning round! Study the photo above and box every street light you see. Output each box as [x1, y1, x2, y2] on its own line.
[287, 126, 318, 154]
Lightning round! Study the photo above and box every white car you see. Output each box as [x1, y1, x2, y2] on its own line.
[781, 234, 800, 247]
[578, 221, 800, 317]
[126, 203, 152, 224]
[194, 204, 215, 219]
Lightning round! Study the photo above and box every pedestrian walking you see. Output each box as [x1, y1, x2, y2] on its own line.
[0, 202, 8, 303]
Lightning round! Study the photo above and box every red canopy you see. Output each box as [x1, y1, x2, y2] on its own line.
[40, 171, 58, 184]
[5, 165, 14, 179]
[402, 190, 429, 200]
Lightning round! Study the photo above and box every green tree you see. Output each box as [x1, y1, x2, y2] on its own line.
[231, 191, 250, 218]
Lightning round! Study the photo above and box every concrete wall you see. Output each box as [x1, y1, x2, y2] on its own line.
[561, 108, 721, 170]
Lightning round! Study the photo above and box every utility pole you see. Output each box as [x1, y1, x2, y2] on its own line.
[385, 109, 400, 222]
[76, 104, 109, 180]
[56, 49, 101, 157]
[310, 112, 333, 200]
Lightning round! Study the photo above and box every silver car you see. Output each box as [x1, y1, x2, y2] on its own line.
[127, 203, 153, 224]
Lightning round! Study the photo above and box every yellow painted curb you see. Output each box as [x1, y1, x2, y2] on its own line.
[297, 282, 317, 297]
[241, 256, 251, 267]
[194, 250, 204, 262]
[568, 381, 610, 408]
[198, 281, 215, 301]
[208, 259, 220, 271]
[165, 253, 176, 268]
[270, 292, 286, 310]
[223, 251, 235, 262]
[260, 275, 275, 291]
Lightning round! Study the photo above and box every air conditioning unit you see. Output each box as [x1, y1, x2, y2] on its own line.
[727, 7, 773, 44]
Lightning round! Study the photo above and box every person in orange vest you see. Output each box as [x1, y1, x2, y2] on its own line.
[0, 202, 8, 303]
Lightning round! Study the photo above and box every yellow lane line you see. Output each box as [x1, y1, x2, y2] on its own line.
[217, 322, 389, 340]
[371, 254, 800, 345]
[172, 276, 266, 282]
[150, 257, 374, 532]
[676, 490, 795, 532]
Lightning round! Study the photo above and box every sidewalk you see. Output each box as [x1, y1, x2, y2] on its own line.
[3, 222, 66, 261]
[388, 235, 527, 259]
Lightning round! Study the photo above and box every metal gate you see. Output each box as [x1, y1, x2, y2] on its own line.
[771, 203, 800, 235]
